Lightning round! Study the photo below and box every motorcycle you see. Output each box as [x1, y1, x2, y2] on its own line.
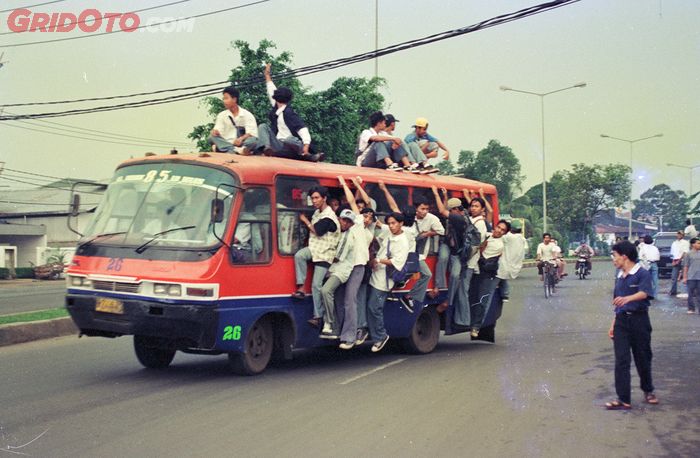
[575, 256, 590, 280]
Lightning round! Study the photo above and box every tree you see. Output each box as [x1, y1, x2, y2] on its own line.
[451, 140, 524, 209]
[633, 184, 688, 231]
[546, 163, 632, 239]
[189, 40, 385, 164]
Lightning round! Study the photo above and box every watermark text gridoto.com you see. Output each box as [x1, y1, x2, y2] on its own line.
[6, 9, 195, 33]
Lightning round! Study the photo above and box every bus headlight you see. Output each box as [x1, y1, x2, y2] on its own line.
[154, 283, 182, 297]
[70, 276, 92, 288]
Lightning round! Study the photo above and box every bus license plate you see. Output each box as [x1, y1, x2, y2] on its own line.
[95, 297, 124, 314]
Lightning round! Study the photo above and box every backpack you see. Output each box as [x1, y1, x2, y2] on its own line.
[386, 238, 420, 289]
[451, 215, 482, 265]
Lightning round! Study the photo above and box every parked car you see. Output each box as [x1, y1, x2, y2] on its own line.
[654, 232, 678, 278]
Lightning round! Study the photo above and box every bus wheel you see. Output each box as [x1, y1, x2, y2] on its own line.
[402, 306, 440, 354]
[229, 317, 273, 375]
[134, 335, 176, 369]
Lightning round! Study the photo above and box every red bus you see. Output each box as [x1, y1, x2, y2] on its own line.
[65, 153, 503, 374]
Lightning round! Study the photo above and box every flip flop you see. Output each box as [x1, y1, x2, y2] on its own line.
[645, 393, 659, 405]
[605, 400, 632, 410]
[291, 290, 306, 300]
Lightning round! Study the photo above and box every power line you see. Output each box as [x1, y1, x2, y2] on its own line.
[0, 121, 185, 148]
[0, 176, 105, 194]
[0, 0, 194, 36]
[1, 166, 95, 182]
[0, 0, 581, 120]
[0, 0, 66, 14]
[11, 117, 193, 147]
[0, 200, 100, 207]
[0, 0, 269, 48]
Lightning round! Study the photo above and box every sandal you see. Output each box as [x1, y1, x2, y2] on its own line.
[307, 317, 321, 328]
[605, 400, 632, 410]
[645, 392, 659, 405]
[291, 290, 306, 300]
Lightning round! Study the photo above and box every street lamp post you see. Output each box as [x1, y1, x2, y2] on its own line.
[600, 133, 663, 239]
[666, 162, 700, 224]
[500, 82, 587, 233]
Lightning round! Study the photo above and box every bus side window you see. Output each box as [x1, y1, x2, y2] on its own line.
[231, 188, 271, 265]
[275, 176, 319, 256]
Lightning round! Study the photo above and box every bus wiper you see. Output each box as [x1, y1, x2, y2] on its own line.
[77, 231, 128, 249]
[135, 226, 196, 254]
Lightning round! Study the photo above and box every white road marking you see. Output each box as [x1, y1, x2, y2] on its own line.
[338, 358, 407, 385]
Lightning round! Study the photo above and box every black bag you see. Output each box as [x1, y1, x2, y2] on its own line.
[478, 255, 500, 275]
[386, 239, 420, 289]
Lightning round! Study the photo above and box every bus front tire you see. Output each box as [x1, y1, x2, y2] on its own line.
[229, 317, 274, 375]
[134, 335, 176, 369]
[402, 306, 440, 354]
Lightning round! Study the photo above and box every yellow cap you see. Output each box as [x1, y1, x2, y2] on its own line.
[412, 117, 429, 128]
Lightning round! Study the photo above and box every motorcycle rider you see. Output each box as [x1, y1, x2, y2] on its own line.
[574, 241, 595, 274]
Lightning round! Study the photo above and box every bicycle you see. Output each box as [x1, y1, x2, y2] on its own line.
[543, 260, 559, 298]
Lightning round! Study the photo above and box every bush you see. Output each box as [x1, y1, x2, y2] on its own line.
[0, 267, 36, 279]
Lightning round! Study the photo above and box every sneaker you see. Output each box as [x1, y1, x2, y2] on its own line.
[320, 322, 339, 339]
[387, 163, 402, 172]
[339, 341, 355, 350]
[371, 335, 390, 353]
[687, 310, 695, 314]
[502, 297, 510, 303]
[420, 164, 438, 174]
[400, 296, 415, 313]
[355, 328, 369, 346]
[405, 163, 420, 174]
[677, 293, 689, 299]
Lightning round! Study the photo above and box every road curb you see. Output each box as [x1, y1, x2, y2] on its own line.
[0, 317, 77, 347]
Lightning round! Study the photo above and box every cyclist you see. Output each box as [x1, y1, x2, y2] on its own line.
[574, 241, 595, 274]
[536, 233, 557, 281]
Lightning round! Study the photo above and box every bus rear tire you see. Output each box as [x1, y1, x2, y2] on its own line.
[229, 317, 273, 375]
[402, 306, 440, 354]
[134, 335, 176, 369]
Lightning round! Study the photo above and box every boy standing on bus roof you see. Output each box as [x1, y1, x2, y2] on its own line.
[356, 111, 414, 171]
[404, 117, 450, 169]
[293, 186, 341, 328]
[257, 63, 322, 162]
[208, 86, 259, 155]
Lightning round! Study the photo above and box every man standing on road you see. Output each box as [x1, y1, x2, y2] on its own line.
[682, 237, 700, 314]
[670, 230, 690, 297]
[605, 240, 658, 410]
[638, 235, 660, 299]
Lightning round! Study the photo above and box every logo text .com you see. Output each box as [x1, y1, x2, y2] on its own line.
[7, 9, 195, 33]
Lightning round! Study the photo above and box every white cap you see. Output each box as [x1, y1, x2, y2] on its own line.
[339, 209, 356, 223]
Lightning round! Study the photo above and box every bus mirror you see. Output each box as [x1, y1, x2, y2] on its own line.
[211, 198, 225, 223]
[70, 194, 81, 217]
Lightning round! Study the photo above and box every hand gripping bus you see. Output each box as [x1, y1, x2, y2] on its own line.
[65, 153, 504, 375]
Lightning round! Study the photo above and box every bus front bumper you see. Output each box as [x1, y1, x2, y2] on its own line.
[65, 293, 218, 350]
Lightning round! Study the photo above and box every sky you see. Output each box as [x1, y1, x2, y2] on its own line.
[1, 0, 699, 200]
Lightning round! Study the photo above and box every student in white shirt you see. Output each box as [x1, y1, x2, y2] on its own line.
[356, 111, 412, 171]
[208, 86, 259, 155]
[256, 63, 321, 162]
[496, 221, 527, 301]
[638, 235, 660, 298]
[367, 212, 408, 353]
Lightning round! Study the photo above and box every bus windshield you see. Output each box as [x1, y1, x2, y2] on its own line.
[81, 162, 238, 249]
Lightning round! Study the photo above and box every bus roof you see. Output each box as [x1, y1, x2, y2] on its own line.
[121, 153, 498, 194]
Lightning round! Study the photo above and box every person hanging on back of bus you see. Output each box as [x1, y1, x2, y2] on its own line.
[292, 186, 341, 328]
[356, 111, 415, 171]
[428, 187, 450, 300]
[404, 117, 450, 172]
[257, 63, 323, 162]
[367, 212, 409, 353]
[208, 86, 259, 155]
[465, 188, 493, 230]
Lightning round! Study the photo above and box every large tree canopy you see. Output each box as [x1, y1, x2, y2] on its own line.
[189, 40, 384, 164]
[633, 184, 688, 231]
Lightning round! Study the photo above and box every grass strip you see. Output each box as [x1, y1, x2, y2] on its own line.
[0, 307, 69, 326]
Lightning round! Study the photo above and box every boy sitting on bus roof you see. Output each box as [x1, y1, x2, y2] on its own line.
[257, 64, 323, 162]
[382, 114, 437, 174]
[404, 117, 450, 170]
[208, 87, 259, 155]
[356, 111, 414, 172]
